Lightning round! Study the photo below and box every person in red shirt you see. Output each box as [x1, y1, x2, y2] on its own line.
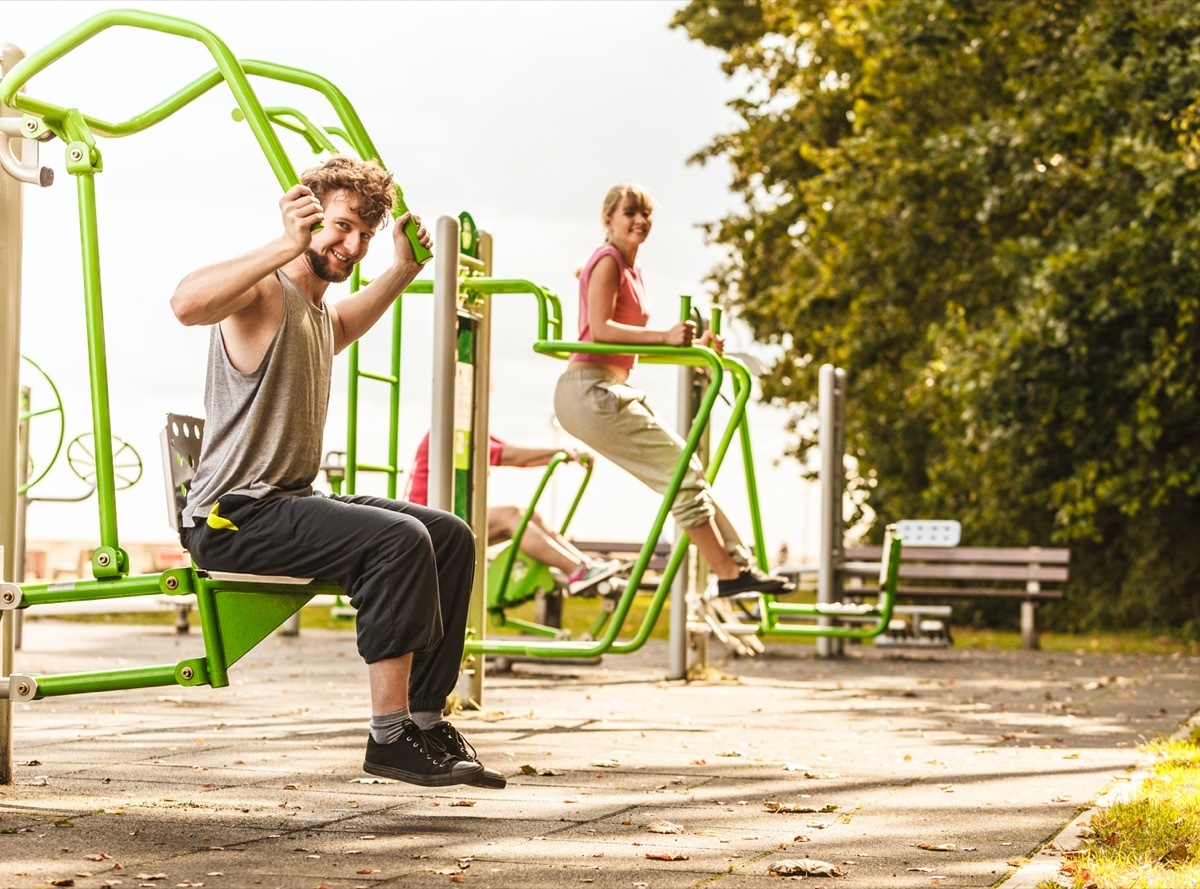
[553, 183, 794, 598]
[407, 431, 621, 593]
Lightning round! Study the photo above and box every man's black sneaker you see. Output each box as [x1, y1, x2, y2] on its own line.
[426, 721, 508, 789]
[363, 720, 484, 787]
[716, 566, 796, 598]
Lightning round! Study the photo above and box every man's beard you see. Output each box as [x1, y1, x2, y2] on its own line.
[308, 249, 352, 283]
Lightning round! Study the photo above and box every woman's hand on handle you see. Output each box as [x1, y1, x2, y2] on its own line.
[697, 329, 725, 355]
[664, 320, 697, 347]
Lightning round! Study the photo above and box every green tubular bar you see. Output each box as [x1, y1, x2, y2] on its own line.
[6, 569, 340, 698]
[463, 339, 726, 658]
[17, 355, 66, 496]
[606, 350, 759, 655]
[235, 59, 429, 262]
[677, 307, 902, 641]
[696, 345, 901, 639]
[0, 10, 368, 697]
[15, 573, 175, 607]
[0, 9, 308, 564]
[233, 105, 340, 155]
[0, 9, 302, 192]
[26, 666, 190, 699]
[403, 277, 566, 343]
[487, 452, 594, 620]
[344, 266, 406, 499]
[759, 532, 902, 639]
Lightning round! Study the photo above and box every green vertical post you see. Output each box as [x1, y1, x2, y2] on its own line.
[74, 169, 120, 564]
[345, 266, 361, 494]
[387, 299, 402, 499]
[453, 317, 475, 521]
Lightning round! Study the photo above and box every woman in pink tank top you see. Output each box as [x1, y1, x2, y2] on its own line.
[553, 184, 794, 598]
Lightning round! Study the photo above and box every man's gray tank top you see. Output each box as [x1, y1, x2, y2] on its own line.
[181, 270, 332, 529]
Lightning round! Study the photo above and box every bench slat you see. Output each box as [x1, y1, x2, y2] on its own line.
[847, 584, 1064, 600]
[845, 545, 1070, 565]
[842, 561, 1069, 583]
[893, 584, 1064, 600]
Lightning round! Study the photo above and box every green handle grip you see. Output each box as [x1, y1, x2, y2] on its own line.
[393, 186, 432, 264]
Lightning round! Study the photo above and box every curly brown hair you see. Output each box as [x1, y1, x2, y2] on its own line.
[301, 155, 394, 229]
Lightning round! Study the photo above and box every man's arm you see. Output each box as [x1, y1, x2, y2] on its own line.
[171, 185, 320, 327]
[329, 212, 431, 354]
[587, 254, 692, 345]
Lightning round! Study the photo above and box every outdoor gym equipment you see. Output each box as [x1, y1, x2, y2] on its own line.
[466, 296, 921, 668]
[0, 9, 430, 708]
[11, 356, 142, 649]
[16, 355, 64, 496]
[484, 451, 591, 626]
[456, 292, 904, 662]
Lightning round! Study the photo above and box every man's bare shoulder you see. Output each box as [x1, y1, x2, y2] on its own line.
[218, 273, 287, 372]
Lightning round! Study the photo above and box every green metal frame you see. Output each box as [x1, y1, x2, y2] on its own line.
[0, 10, 366, 700]
[484, 451, 595, 629]
[697, 316, 902, 640]
[757, 533, 902, 639]
[472, 293, 903, 651]
[0, 11, 901, 701]
[16, 355, 65, 495]
[459, 302, 730, 658]
[222, 61, 436, 500]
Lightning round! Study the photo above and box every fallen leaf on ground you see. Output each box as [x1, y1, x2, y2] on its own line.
[645, 853, 689, 861]
[767, 858, 845, 877]
[519, 765, 563, 776]
[765, 802, 838, 814]
[645, 821, 685, 834]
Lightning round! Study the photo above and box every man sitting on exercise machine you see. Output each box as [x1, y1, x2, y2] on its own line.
[171, 155, 504, 790]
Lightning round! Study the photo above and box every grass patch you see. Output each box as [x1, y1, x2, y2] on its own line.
[954, 628, 1200, 656]
[486, 592, 676, 641]
[1045, 726, 1200, 889]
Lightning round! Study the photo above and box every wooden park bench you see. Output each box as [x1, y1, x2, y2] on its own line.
[839, 544, 1070, 650]
[572, 539, 674, 577]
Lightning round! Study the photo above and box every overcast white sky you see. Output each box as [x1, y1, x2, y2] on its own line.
[5, 0, 821, 564]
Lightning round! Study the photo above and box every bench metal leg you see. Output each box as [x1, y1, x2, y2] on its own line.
[1021, 600, 1039, 650]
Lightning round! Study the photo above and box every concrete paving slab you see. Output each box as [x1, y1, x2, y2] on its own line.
[2, 617, 1198, 889]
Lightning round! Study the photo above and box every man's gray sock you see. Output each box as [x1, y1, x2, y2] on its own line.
[369, 707, 412, 744]
[411, 710, 446, 731]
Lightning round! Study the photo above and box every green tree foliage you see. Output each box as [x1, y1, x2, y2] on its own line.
[673, 0, 1200, 632]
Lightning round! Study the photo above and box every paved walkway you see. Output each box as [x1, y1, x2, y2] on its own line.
[2, 618, 1197, 888]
